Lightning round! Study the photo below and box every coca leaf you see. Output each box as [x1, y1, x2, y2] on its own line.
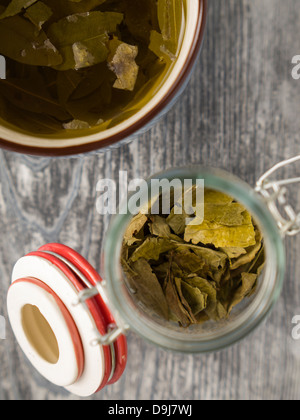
[131, 237, 177, 262]
[121, 188, 265, 328]
[47, 11, 123, 70]
[121, 258, 169, 320]
[24, 1, 53, 29]
[185, 220, 256, 248]
[181, 280, 207, 316]
[149, 215, 174, 238]
[0, 75, 71, 120]
[108, 40, 139, 91]
[164, 273, 195, 327]
[0, 0, 183, 135]
[124, 213, 148, 246]
[0, 15, 62, 66]
[0, 0, 37, 20]
[228, 273, 258, 313]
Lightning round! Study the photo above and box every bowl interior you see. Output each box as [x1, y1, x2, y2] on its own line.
[0, 1, 204, 152]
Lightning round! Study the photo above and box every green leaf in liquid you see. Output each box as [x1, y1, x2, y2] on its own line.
[47, 11, 123, 70]
[0, 0, 37, 20]
[24, 1, 53, 30]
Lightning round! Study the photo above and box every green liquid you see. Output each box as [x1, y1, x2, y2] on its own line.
[0, 0, 185, 138]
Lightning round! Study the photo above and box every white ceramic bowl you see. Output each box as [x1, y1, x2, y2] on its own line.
[0, 1, 207, 156]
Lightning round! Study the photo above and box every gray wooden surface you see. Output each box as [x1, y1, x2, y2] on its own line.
[0, 0, 300, 400]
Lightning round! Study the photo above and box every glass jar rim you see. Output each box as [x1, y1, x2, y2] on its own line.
[103, 165, 286, 353]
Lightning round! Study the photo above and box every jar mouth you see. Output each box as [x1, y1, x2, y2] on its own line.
[103, 166, 286, 353]
[0, 0, 207, 156]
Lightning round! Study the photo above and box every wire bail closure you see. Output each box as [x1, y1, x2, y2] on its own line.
[255, 155, 300, 237]
[43, 250, 129, 347]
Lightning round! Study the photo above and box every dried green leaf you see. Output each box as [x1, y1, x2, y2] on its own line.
[131, 237, 177, 262]
[149, 30, 175, 63]
[124, 213, 148, 246]
[123, 0, 159, 43]
[184, 277, 217, 304]
[63, 119, 91, 130]
[56, 70, 83, 104]
[174, 277, 197, 324]
[121, 258, 169, 320]
[157, 0, 182, 54]
[204, 203, 249, 226]
[0, 75, 70, 120]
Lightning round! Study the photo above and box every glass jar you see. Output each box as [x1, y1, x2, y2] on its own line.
[7, 157, 300, 396]
[103, 165, 289, 353]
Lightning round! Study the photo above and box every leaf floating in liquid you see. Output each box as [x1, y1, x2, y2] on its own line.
[41, 0, 107, 20]
[47, 11, 124, 70]
[149, 30, 175, 64]
[157, 0, 183, 55]
[124, 213, 148, 246]
[0, 74, 71, 120]
[63, 119, 91, 130]
[166, 205, 189, 235]
[24, 1, 53, 30]
[0, 15, 62, 66]
[56, 70, 83, 104]
[0, 0, 37, 20]
[164, 271, 194, 327]
[228, 272, 258, 313]
[181, 280, 208, 316]
[184, 221, 256, 249]
[230, 229, 262, 270]
[131, 237, 177, 262]
[108, 39, 139, 91]
[204, 189, 234, 204]
[220, 247, 247, 259]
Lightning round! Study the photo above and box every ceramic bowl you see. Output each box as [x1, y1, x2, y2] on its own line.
[0, 0, 207, 156]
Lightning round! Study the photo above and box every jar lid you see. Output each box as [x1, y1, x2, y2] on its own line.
[7, 244, 127, 397]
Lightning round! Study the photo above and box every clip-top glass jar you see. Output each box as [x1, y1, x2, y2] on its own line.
[7, 157, 300, 397]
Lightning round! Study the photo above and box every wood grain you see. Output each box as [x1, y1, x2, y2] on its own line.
[0, 0, 300, 400]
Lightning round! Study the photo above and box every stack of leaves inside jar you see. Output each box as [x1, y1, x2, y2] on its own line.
[121, 189, 266, 327]
[0, 0, 183, 134]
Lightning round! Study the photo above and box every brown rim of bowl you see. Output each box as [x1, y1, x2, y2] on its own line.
[0, 0, 208, 157]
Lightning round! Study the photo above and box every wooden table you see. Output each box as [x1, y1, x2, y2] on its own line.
[0, 0, 300, 400]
